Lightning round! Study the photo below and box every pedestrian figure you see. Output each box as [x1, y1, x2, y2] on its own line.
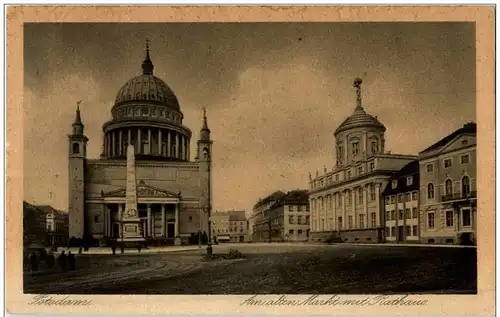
[30, 253, 38, 272]
[67, 251, 76, 271]
[112, 246, 116, 255]
[46, 253, 55, 269]
[137, 245, 142, 253]
[58, 251, 67, 272]
[78, 247, 82, 254]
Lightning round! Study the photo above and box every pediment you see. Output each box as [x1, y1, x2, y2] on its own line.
[438, 134, 476, 155]
[102, 182, 181, 198]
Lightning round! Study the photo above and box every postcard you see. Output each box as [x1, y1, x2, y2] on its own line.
[6, 5, 495, 316]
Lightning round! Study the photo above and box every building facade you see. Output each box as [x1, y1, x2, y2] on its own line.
[251, 190, 309, 242]
[251, 191, 286, 242]
[418, 123, 477, 245]
[381, 160, 420, 243]
[212, 210, 250, 243]
[68, 43, 213, 246]
[309, 78, 416, 243]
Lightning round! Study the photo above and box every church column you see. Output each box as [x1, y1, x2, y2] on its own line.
[119, 130, 123, 156]
[175, 133, 180, 159]
[332, 193, 337, 230]
[103, 204, 108, 236]
[167, 131, 171, 157]
[344, 135, 349, 163]
[106, 133, 111, 157]
[186, 138, 190, 161]
[147, 204, 152, 237]
[364, 185, 368, 228]
[158, 129, 162, 155]
[148, 129, 152, 154]
[128, 129, 132, 148]
[351, 188, 356, 228]
[112, 131, 116, 157]
[342, 191, 347, 230]
[161, 204, 166, 237]
[108, 205, 112, 236]
[363, 133, 368, 156]
[174, 203, 179, 237]
[137, 128, 142, 154]
[375, 183, 381, 227]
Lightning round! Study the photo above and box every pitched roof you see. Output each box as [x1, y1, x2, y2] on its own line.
[419, 122, 477, 154]
[229, 210, 247, 221]
[381, 160, 419, 196]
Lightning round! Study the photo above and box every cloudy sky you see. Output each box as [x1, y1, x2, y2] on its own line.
[24, 22, 476, 214]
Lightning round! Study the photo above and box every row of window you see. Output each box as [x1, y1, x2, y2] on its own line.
[386, 225, 419, 237]
[311, 162, 376, 189]
[287, 229, 309, 236]
[425, 154, 471, 172]
[287, 205, 309, 212]
[390, 175, 414, 189]
[312, 212, 377, 231]
[385, 191, 418, 205]
[115, 106, 182, 124]
[336, 139, 380, 160]
[213, 228, 245, 233]
[385, 207, 419, 221]
[426, 176, 472, 200]
[288, 215, 310, 225]
[311, 185, 377, 211]
[427, 209, 472, 229]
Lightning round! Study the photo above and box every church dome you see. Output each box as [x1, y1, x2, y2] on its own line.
[114, 74, 180, 111]
[334, 107, 386, 136]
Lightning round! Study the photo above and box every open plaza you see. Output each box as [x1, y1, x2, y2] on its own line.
[24, 242, 476, 295]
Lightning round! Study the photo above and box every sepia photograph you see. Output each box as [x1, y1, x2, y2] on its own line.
[5, 5, 494, 316]
[22, 21, 479, 295]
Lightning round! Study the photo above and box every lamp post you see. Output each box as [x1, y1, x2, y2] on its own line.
[203, 147, 213, 255]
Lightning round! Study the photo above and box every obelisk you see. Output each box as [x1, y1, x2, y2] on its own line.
[120, 144, 144, 242]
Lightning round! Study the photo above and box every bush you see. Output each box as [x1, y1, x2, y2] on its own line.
[227, 249, 244, 259]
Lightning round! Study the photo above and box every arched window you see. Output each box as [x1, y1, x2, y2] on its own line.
[72, 143, 80, 154]
[427, 183, 435, 200]
[371, 140, 378, 154]
[445, 179, 453, 196]
[462, 176, 471, 196]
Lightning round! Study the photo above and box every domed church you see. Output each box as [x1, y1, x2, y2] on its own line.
[68, 42, 213, 245]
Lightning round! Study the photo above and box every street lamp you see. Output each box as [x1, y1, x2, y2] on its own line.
[203, 147, 213, 255]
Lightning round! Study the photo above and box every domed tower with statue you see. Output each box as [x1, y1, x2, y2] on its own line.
[308, 78, 417, 243]
[67, 42, 213, 247]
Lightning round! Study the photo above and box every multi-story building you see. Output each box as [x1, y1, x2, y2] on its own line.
[251, 191, 286, 242]
[418, 123, 477, 245]
[23, 202, 69, 247]
[309, 78, 417, 243]
[228, 210, 250, 243]
[381, 160, 420, 243]
[212, 210, 250, 243]
[251, 190, 309, 242]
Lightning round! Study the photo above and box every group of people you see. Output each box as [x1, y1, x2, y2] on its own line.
[28, 249, 77, 272]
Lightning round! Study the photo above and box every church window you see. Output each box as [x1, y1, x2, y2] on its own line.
[127, 107, 133, 116]
[369, 162, 375, 172]
[72, 143, 80, 154]
[352, 142, 360, 156]
[166, 112, 170, 118]
[370, 185, 376, 201]
[135, 108, 141, 116]
[152, 108, 158, 116]
[371, 140, 378, 154]
[159, 109, 164, 117]
[347, 170, 352, 179]
[445, 179, 453, 196]
[142, 108, 149, 117]
[358, 188, 363, 204]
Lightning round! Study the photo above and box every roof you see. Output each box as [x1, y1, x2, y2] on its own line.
[270, 189, 309, 208]
[419, 122, 477, 154]
[334, 107, 386, 136]
[229, 210, 247, 221]
[381, 160, 420, 196]
[254, 190, 286, 209]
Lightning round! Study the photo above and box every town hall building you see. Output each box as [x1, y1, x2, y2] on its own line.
[68, 43, 213, 245]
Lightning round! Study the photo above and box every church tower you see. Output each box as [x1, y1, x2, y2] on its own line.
[68, 102, 88, 239]
[197, 108, 212, 233]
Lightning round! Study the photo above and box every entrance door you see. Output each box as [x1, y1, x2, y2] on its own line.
[167, 223, 175, 238]
[112, 223, 120, 238]
[398, 226, 404, 242]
